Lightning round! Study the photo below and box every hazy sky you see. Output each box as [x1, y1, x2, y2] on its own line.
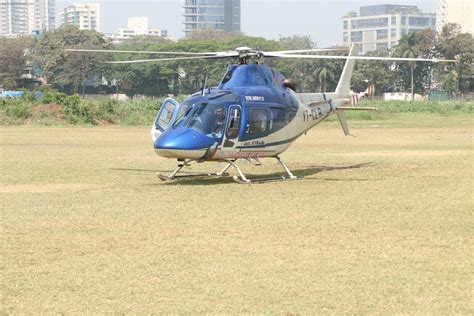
[56, 0, 437, 46]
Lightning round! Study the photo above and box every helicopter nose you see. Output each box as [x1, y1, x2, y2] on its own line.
[154, 127, 216, 159]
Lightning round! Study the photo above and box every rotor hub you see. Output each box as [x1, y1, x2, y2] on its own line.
[235, 47, 262, 64]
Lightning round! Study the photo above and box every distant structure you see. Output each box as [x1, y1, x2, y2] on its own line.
[436, 0, 473, 34]
[0, 0, 55, 36]
[183, 0, 241, 37]
[342, 5, 436, 55]
[112, 17, 168, 44]
[60, 3, 100, 32]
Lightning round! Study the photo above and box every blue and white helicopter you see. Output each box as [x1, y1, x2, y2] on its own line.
[70, 44, 455, 183]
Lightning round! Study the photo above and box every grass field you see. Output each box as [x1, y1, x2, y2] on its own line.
[1, 115, 473, 313]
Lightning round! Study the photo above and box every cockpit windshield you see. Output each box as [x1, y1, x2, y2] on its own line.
[184, 103, 227, 136]
[172, 92, 240, 137]
[172, 102, 194, 127]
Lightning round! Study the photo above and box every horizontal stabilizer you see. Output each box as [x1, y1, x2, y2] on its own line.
[337, 107, 378, 111]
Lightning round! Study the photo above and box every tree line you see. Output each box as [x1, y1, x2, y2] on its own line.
[0, 24, 472, 97]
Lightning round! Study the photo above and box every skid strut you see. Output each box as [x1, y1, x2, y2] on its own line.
[230, 156, 300, 184]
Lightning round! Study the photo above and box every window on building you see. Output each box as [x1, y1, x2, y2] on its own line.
[351, 31, 362, 42]
[409, 17, 430, 26]
[377, 43, 388, 50]
[351, 17, 388, 29]
[377, 29, 388, 40]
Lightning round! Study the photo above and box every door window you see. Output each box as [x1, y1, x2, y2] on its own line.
[249, 109, 268, 134]
[155, 98, 179, 131]
[269, 108, 286, 132]
[226, 107, 241, 139]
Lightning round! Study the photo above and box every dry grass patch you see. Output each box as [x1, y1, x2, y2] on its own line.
[1, 120, 473, 313]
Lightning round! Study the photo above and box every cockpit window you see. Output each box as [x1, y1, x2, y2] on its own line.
[185, 103, 227, 136]
[172, 102, 194, 128]
[171, 92, 240, 138]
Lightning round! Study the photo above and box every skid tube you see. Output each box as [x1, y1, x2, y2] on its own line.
[156, 159, 231, 181]
[156, 156, 301, 184]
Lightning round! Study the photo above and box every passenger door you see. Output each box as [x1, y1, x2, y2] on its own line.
[220, 105, 242, 155]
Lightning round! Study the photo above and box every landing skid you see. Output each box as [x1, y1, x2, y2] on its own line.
[157, 156, 301, 184]
[156, 159, 232, 181]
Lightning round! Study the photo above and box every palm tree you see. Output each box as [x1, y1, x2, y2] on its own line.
[399, 33, 420, 101]
[314, 62, 335, 92]
[402, 48, 417, 101]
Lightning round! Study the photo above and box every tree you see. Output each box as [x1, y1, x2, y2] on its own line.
[109, 35, 282, 96]
[186, 29, 243, 41]
[35, 25, 112, 94]
[397, 33, 420, 100]
[436, 23, 474, 94]
[393, 31, 435, 99]
[0, 36, 32, 89]
[314, 61, 335, 92]
[278, 35, 315, 51]
[352, 49, 395, 94]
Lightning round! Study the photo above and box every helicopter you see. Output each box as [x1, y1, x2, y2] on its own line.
[68, 44, 456, 184]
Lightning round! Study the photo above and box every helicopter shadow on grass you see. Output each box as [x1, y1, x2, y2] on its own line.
[147, 162, 378, 186]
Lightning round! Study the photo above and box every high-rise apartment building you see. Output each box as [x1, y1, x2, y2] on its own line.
[0, 0, 55, 36]
[342, 5, 436, 55]
[436, 0, 473, 34]
[60, 3, 100, 32]
[184, 0, 240, 37]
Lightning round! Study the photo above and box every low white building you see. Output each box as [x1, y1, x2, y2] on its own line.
[111, 17, 167, 43]
[60, 3, 100, 32]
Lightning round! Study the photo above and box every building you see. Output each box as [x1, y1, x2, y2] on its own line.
[60, 3, 100, 32]
[0, 0, 55, 36]
[111, 17, 168, 43]
[436, 0, 473, 34]
[342, 5, 436, 55]
[183, 0, 240, 37]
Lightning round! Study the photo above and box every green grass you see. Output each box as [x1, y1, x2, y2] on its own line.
[1, 96, 472, 127]
[1, 116, 473, 313]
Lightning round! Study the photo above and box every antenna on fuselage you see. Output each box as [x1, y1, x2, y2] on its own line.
[201, 74, 208, 96]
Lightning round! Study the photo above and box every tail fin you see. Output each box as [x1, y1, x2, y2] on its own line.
[335, 43, 359, 97]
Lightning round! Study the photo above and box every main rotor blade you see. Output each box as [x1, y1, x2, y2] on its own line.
[266, 48, 349, 54]
[65, 49, 224, 56]
[264, 52, 457, 63]
[105, 53, 239, 64]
